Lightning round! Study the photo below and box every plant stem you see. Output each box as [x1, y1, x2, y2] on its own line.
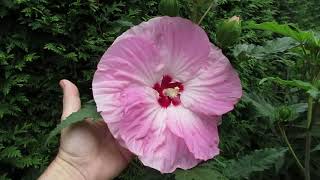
[197, 0, 215, 25]
[305, 96, 313, 180]
[278, 124, 305, 173]
[306, 97, 314, 129]
[305, 131, 311, 180]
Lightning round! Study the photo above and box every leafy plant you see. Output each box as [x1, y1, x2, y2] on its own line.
[223, 148, 288, 179]
[248, 21, 320, 180]
[175, 148, 287, 180]
[1, 0, 320, 180]
[176, 168, 227, 180]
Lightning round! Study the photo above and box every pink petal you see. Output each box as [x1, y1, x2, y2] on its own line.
[139, 129, 200, 173]
[116, 16, 211, 82]
[92, 71, 125, 140]
[93, 36, 162, 139]
[166, 106, 220, 160]
[118, 86, 165, 155]
[99, 36, 163, 86]
[119, 86, 200, 173]
[181, 45, 242, 116]
[92, 17, 242, 173]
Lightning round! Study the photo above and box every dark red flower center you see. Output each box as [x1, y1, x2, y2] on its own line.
[153, 75, 184, 108]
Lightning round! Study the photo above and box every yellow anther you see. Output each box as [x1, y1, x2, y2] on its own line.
[163, 87, 179, 98]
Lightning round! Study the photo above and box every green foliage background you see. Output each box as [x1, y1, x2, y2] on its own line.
[0, 0, 319, 179]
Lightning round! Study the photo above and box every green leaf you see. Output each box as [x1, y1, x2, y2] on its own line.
[139, 168, 167, 180]
[289, 103, 308, 113]
[116, 20, 134, 27]
[258, 37, 298, 55]
[260, 77, 320, 98]
[247, 21, 317, 44]
[311, 144, 320, 152]
[175, 167, 228, 180]
[24, 53, 40, 62]
[244, 93, 307, 123]
[223, 148, 287, 179]
[63, 52, 78, 61]
[46, 102, 101, 144]
[233, 37, 298, 59]
[243, 93, 276, 120]
[44, 43, 66, 55]
[0, 146, 22, 158]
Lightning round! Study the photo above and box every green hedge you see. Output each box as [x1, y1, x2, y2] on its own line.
[0, 0, 318, 179]
[0, 1, 160, 179]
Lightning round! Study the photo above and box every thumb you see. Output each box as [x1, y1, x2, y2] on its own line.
[59, 79, 81, 120]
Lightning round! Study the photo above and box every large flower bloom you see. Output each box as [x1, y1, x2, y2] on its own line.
[92, 16, 242, 173]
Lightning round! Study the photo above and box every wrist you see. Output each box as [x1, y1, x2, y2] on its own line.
[39, 156, 86, 180]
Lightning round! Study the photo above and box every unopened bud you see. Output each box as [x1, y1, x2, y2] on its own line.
[278, 106, 292, 121]
[229, 16, 240, 22]
[159, 0, 180, 17]
[216, 16, 242, 48]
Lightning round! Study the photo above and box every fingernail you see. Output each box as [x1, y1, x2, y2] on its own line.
[59, 80, 65, 89]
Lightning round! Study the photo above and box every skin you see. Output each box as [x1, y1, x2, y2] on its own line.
[39, 79, 132, 180]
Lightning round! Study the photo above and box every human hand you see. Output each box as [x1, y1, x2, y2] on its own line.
[39, 79, 132, 180]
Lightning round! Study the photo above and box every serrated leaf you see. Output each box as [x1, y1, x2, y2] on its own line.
[0, 146, 22, 158]
[44, 43, 66, 55]
[257, 37, 298, 55]
[233, 37, 298, 60]
[243, 93, 276, 120]
[46, 102, 101, 144]
[64, 52, 78, 61]
[223, 148, 287, 179]
[175, 168, 228, 180]
[24, 53, 40, 62]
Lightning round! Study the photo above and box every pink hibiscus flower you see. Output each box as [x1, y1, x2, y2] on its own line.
[92, 16, 242, 173]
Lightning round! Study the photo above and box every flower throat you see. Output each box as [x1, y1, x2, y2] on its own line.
[153, 75, 184, 108]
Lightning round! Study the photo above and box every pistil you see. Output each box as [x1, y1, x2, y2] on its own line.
[153, 75, 184, 108]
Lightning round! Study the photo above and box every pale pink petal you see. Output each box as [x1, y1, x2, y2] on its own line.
[92, 17, 243, 173]
[118, 86, 163, 156]
[93, 36, 162, 139]
[181, 45, 242, 116]
[140, 129, 201, 173]
[119, 86, 200, 173]
[116, 16, 211, 82]
[99, 36, 163, 86]
[92, 71, 124, 140]
[166, 106, 220, 160]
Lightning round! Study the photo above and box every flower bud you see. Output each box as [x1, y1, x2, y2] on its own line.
[159, 0, 180, 17]
[216, 16, 242, 48]
[278, 106, 292, 121]
[274, 105, 299, 123]
[229, 16, 240, 22]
